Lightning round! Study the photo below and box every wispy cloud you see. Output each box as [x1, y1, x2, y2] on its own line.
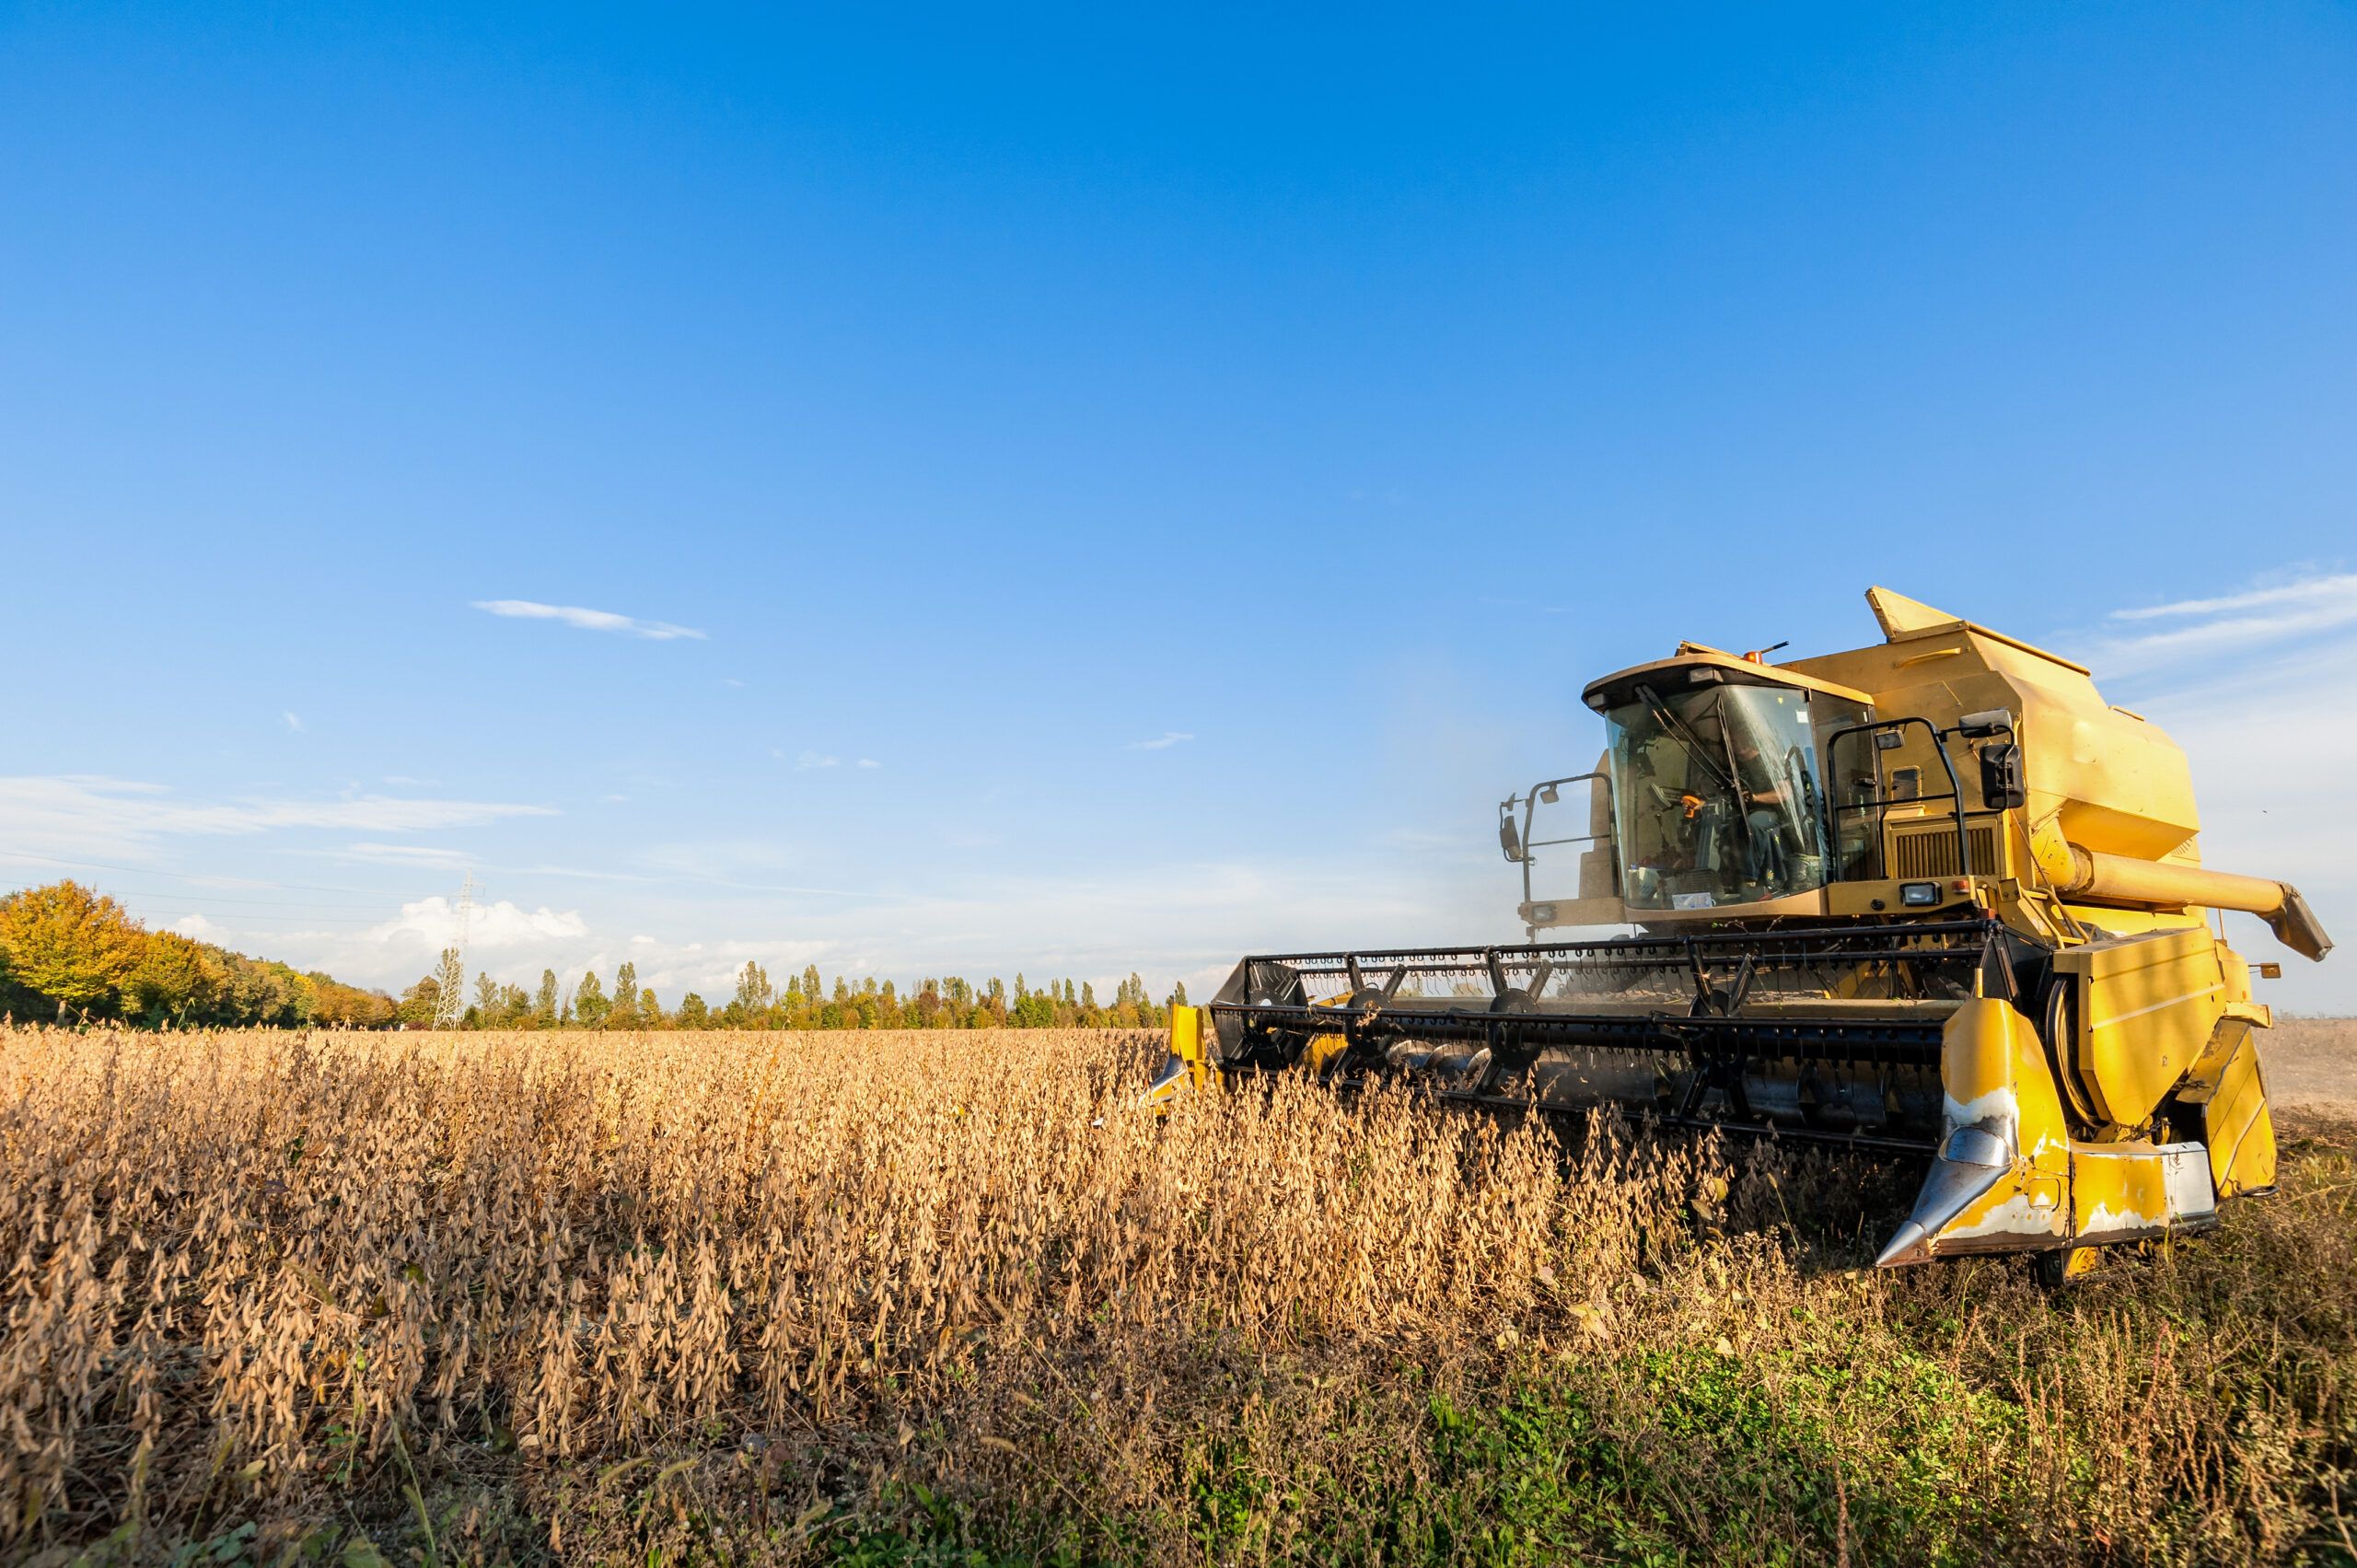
[282, 712, 304, 732]
[471, 599, 707, 641]
[856, 758, 882, 770]
[1127, 731, 1195, 751]
[2093, 569, 2357, 672]
[0, 776, 555, 859]
[342, 842, 475, 871]
[794, 751, 839, 771]
[2109, 574, 2357, 621]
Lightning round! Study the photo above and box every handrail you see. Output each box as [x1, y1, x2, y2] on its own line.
[1501, 770, 1616, 913]
[1822, 716, 1970, 881]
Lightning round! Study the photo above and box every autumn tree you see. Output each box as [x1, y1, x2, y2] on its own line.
[0, 881, 141, 1021]
[122, 931, 215, 1026]
[574, 970, 609, 1027]
[734, 961, 772, 1016]
[396, 976, 443, 1028]
[609, 961, 639, 1027]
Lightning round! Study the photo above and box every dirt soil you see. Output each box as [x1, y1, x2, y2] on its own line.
[2266, 1016, 2357, 1118]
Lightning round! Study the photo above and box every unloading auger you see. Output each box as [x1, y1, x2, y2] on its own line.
[1149, 587, 2332, 1278]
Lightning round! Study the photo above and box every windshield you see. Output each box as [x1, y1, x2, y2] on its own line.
[1603, 678, 1867, 911]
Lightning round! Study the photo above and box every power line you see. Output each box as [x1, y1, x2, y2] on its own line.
[0, 887, 387, 925]
[3, 880, 391, 912]
[0, 848, 411, 900]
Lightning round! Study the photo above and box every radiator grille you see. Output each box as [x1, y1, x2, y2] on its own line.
[1891, 825, 1998, 879]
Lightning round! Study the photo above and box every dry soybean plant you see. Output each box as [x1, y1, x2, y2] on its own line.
[1, 1024, 2351, 1565]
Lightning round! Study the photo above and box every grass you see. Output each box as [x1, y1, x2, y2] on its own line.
[1, 1024, 2353, 1566]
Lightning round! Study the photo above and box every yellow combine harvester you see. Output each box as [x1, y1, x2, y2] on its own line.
[1153, 587, 2332, 1278]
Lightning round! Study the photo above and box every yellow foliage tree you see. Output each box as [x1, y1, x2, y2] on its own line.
[0, 881, 142, 1021]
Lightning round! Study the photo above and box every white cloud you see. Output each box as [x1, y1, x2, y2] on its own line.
[0, 776, 557, 860]
[1127, 731, 1195, 751]
[471, 599, 707, 641]
[170, 913, 218, 937]
[795, 751, 840, 770]
[2090, 570, 2357, 673]
[282, 712, 304, 732]
[856, 758, 882, 770]
[366, 896, 590, 953]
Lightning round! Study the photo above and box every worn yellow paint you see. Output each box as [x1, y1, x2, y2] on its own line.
[1922, 998, 2070, 1252]
[2068, 1142, 2182, 1241]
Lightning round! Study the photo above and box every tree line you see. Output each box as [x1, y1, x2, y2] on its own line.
[0, 881, 394, 1027]
[0, 880, 1190, 1031]
[397, 952, 1187, 1031]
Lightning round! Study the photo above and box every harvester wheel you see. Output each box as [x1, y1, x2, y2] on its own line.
[2036, 1248, 2102, 1288]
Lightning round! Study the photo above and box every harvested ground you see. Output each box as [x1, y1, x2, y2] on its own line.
[2267, 1016, 2357, 1118]
[3, 1024, 2354, 1566]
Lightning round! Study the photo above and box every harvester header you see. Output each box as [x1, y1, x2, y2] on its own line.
[1154, 587, 2331, 1279]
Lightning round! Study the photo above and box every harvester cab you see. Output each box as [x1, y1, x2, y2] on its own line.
[1152, 587, 2333, 1276]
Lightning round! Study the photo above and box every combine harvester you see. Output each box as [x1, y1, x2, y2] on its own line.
[1153, 587, 2332, 1278]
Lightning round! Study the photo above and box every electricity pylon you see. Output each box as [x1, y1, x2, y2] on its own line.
[436, 870, 476, 1028]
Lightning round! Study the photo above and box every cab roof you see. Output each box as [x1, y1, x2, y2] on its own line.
[1580, 647, 1873, 712]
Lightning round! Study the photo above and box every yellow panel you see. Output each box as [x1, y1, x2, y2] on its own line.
[1171, 1003, 1202, 1063]
[2202, 1035, 2277, 1198]
[1865, 586, 1963, 637]
[2054, 927, 2228, 1129]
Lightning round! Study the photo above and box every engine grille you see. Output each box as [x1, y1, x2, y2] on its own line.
[1891, 825, 1998, 879]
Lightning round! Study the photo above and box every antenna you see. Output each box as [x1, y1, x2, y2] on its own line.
[438, 870, 477, 1028]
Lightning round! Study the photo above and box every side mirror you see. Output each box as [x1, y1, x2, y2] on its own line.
[1980, 743, 2026, 810]
[1498, 816, 1525, 863]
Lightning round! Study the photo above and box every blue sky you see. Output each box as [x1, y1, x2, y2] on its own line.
[4, 3, 2354, 1010]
